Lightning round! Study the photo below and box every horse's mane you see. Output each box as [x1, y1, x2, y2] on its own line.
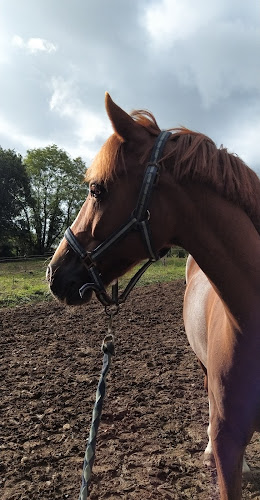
[86, 110, 260, 234]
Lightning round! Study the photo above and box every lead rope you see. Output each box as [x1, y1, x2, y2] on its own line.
[78, 311, 116, 500]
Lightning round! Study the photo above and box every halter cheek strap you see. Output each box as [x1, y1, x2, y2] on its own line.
[64, 130, 171, 306]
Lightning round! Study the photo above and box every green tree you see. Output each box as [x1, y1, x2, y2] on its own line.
[0, 147, 31, 256]
[24, 144, 87, 254]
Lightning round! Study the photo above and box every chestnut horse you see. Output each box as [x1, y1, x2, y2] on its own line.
[47, 93, 260, 499]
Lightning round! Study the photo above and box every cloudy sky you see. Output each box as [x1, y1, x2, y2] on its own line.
[0, 0, 259, 173]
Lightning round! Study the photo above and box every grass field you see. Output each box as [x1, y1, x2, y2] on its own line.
[0, 258, 51, 308]
[0, 255, 186, 308]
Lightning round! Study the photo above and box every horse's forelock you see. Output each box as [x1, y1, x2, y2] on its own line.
[85, 134, 123, 184]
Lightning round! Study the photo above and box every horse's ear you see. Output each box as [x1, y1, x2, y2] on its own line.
[105, 92, 146, 142]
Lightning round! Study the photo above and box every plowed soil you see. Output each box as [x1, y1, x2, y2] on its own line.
[1, 280, 259, 499]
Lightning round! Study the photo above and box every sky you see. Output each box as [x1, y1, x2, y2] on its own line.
[0, 0, 259, 173]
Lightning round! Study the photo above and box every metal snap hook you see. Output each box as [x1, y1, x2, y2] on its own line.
[102, 333, 115, 355]
[105, 304, 120, 317]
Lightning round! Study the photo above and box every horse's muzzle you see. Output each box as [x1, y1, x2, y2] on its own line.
[46, 264, 93, 305]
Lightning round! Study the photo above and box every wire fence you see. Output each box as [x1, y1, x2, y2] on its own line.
[0, 247, 187, 265]
[0, 253, 53, 264]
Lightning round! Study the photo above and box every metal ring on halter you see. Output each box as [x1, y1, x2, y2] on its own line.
[105, 304, 120, 317]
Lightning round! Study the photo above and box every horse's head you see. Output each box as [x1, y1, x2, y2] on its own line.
[47, 93, 173, 305]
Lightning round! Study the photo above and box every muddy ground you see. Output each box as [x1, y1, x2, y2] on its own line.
[1, 280, 259, 499]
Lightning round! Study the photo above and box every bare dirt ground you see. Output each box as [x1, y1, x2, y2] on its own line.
[1, 280, 260, 500]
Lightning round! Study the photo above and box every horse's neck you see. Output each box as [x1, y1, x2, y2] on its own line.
[173, 183, 260, 329]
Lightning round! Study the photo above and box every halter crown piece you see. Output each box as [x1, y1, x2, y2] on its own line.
[64, 130, 171, 307]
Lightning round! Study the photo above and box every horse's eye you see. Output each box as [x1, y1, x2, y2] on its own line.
[90, 182, 105, 200]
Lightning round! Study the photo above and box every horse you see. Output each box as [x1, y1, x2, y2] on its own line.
[47, 93, 260, 499]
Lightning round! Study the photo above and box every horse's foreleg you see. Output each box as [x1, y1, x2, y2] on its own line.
[212, 434, 244, 500]
[203, 400, 250, 474]
[209, 407, 245, 500]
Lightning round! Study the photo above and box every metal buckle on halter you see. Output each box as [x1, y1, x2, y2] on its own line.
[78, 265, 110, 300]
[82, 252, 95, 268]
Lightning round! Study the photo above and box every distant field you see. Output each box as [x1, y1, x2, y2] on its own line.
[0, 258, 51, 308]
[0, 255, 186, 308]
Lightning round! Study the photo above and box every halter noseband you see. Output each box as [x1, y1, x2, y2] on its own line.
[64, 131, 171, 307]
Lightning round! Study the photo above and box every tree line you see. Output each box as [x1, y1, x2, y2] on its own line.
[0, 144, 87, 257]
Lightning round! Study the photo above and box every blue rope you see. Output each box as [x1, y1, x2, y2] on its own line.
[78, 334, 114, 500]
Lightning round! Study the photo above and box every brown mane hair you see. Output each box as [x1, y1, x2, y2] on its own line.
[85, 110, 260, 233]
[166, 128, 260, 234]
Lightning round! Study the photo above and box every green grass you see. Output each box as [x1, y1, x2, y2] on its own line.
[0, 256, 186, 308]
[119, 256, 186, 288]
[0, 258, 51, 308]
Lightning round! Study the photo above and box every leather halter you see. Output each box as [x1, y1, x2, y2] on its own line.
[64, 130, 171, 307]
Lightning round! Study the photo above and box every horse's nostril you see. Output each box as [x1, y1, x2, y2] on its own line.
[46, 264, 52, 283]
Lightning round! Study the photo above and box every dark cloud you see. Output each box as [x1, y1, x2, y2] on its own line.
[0, 0, 259, 172]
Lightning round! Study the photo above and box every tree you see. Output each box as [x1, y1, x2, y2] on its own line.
[0, 147, 31, 256]
[24, 144, 87, 254]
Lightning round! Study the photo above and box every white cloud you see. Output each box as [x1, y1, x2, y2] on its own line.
[49, 77, 112, 145]
[0, 22, 10, 64]
[12, 35, 57, 54]
[0, 110, 98, 162]
[144, 0, 221, 44]
[143, 1, 260, 108]
[183, 21, 260, 107]
[226, 120, 260, 170]
[0, 114, 49, 151]
[12, 35, 24, 48]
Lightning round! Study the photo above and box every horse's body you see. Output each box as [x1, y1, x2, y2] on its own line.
[47, 93, 260, 499]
